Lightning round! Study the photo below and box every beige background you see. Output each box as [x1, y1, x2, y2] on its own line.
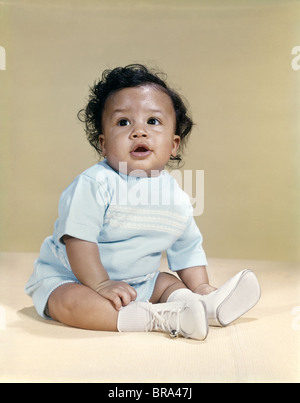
[0, 0, 299, 262]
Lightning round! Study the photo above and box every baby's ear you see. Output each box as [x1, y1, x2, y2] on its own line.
[99, 135, 106, 156]
[171, 135, 181, 157]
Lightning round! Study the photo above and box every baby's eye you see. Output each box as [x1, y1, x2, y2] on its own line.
[147, 118, 160, 125]
[118, 119, 130, 126]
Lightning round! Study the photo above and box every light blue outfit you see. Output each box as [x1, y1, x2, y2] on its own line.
[25, 160, 207, 319]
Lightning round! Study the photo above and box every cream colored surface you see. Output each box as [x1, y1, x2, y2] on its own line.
[1, 0, 299, 386]
[0, 0, 299, 261]
[0, 252, 299, 383]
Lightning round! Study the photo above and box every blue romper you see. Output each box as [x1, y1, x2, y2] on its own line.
[25, 160, 207, 318]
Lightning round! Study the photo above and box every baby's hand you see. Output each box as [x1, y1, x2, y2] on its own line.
[96, 280, 137, 311]
[193, 283, 217, 296]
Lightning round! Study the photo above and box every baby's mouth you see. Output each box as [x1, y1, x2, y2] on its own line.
[130, 145, 152, 158]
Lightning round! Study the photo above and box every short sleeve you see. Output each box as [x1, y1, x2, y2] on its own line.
[56, 174, 108, 244]
[167, 214, 208, 271]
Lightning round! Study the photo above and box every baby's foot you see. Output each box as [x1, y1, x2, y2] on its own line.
[149, 300, 209, 340]
[200, 270, 261, 326]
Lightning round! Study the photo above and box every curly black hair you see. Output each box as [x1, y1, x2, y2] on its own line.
[78, 64, 194, 165]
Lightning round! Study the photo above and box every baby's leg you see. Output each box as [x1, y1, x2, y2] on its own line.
[47, 276, 186, 330]
[48, 277, 208, 340]
[167, 270, 261, 326]
[149, 272, 188, 303]
[48, 283, 118, 331]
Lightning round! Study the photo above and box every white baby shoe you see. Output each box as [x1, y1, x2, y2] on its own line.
[200, 269, 261, 326]
[149, 300, 209, 340]
[118, 299, 209, 340]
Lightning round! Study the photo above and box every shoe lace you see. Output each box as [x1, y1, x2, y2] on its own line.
[148, 302, 186, 335]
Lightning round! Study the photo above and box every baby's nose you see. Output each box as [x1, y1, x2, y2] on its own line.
[131, 128, 149, 138]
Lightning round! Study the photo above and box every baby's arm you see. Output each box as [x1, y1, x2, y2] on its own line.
[63, 236, 137, 310]
[177, 266, 217, 295]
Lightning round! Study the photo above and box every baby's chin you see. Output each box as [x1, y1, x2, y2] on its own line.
[108, 159, 164, 178]
[125, 166, 162, 178]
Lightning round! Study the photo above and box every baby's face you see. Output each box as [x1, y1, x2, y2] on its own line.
[100, 85, 180, 176]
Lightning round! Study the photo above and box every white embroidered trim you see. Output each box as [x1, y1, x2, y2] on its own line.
[107, 218, 184, 237]
[104, 206, 188, 237]
[106, 205, 188, 222]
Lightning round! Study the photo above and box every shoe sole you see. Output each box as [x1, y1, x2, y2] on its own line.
[199, 300, 209, 340]
[216, 270, 261, 326]
[187, 300, 209, 341]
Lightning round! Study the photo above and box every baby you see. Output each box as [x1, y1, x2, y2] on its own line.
[25, 64, 260, 340]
